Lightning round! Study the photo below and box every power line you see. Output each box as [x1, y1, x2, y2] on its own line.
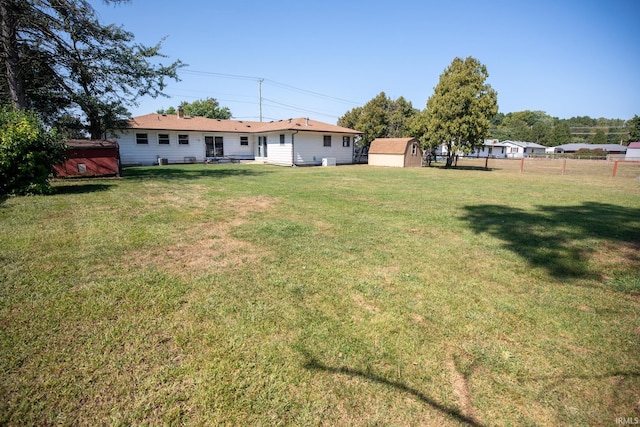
[262, 98, 339, 119]
[181, 68, 363, 107]
[263, 79, 362, 106]
[180, 69, 261, 81]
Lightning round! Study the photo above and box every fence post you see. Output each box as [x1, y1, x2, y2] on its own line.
[562, 159, 566, 175]
[612, 160, 619, 177]
[485, 156, 489, 170]
[520, 157, 524, 173]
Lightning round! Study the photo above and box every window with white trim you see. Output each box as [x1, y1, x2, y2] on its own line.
[280, 134, 285, 145]
[158, 134, 170, 145]
[136, 133, 149, 144]
[178, 134, 189, 145]
[240, 136, 248, 146]
[343, 136, 350, 147]
[323, 135, 331, 147]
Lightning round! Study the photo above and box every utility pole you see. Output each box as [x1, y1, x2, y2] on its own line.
[258, 78, 264, 122]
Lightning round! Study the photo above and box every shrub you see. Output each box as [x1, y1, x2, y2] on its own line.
[0, 108, 66, 195]
[575, 148, 607, 158]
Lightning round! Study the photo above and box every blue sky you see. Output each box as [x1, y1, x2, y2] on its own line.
[94, 0, 639, 123]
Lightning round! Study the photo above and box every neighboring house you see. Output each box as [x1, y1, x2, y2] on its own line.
[368, 138, 423, 168]
[54, 139, 121, 177]
[548, 143, 628, 154]
[116, 111, 361, 166]
[501, 140, 547, 158]
[624, 142, 640, 160]
[468, 139, 509, 158]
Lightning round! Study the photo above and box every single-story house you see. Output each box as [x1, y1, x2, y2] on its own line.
[468, 139, 509, 158]
[54, 139, 121, 177]
[624, 142, 640, 160]
[547, 143, 628, 154]
[501, 140, 547, 158]
[116, 110, 361, 166]
[368, 138, 423, 167]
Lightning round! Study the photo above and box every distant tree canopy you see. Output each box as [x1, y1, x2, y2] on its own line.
[628, 115, 640, 142]
[338, 92, 419, 148]
[489, 112, 629, 145]
[157, 98, 232, 120]
[0, 0, 183, 139]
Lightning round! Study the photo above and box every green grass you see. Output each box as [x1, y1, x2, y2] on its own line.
[1, 163, 639, 426]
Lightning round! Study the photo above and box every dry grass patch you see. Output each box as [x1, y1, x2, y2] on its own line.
[127, 195, 277, 278]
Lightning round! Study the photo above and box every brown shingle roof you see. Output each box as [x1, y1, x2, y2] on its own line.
[369, 138, 417, 155]
[126, 114, 361, 134]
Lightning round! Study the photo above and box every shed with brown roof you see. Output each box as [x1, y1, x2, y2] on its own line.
[368, 138, 423, 168]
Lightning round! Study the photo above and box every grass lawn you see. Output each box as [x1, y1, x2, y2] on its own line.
[1, 163, 639, 426]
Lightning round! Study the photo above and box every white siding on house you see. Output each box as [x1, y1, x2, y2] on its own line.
[118, 129, 256, 165]
[292, 133, 353, 165]
[118, 129, 205, 165]
[626, 147, 640, 160]
[267, 133, 293, 166]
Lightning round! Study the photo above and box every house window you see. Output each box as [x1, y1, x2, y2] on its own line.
[280, 134, 285, 145]
[136, 133, 148, 144]
[343, 136, 350, 147]
[178, 134, 189, 145]
[240, 136, 248, 146]
[323, 135, 331, 147]
[158, 134, 170, 145]
[412, 144, 417, 156]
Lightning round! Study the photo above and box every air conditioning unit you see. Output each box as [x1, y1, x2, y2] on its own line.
[322, 157, 336, 167]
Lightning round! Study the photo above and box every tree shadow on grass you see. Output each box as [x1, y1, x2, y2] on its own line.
[301, 350, 485, 427]
[122, 164, 272, 181]
[461, 202, 640, 280]
[54, 183, 113, 195]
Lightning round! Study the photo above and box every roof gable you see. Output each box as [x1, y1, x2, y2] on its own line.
[369, 138, 418, 155]
[628, 142, 640, 149]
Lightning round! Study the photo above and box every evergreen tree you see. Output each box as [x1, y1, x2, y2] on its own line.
[0, 0, 183, 138]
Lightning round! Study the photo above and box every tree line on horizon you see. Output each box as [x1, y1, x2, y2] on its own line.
[337, 93, 639, 149]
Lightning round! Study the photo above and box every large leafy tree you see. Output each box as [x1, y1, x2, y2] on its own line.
[159, 98, 232, 119]
[0, 0, 183, 139]
[627, 115, 640, 143]
[420, 57, 498, 167]
[551, 121, 572, 145]
[338, 92, 418, 149]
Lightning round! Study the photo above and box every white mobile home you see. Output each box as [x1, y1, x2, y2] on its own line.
[502, 141, 547, 158]
[468, 139, 509, 158]
[625, 142, 640, 160]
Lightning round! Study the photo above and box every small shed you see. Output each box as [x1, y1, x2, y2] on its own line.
[54, 139, 121, 178]
[368, 138, 423, 168]
[625, 142, 640, 160]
